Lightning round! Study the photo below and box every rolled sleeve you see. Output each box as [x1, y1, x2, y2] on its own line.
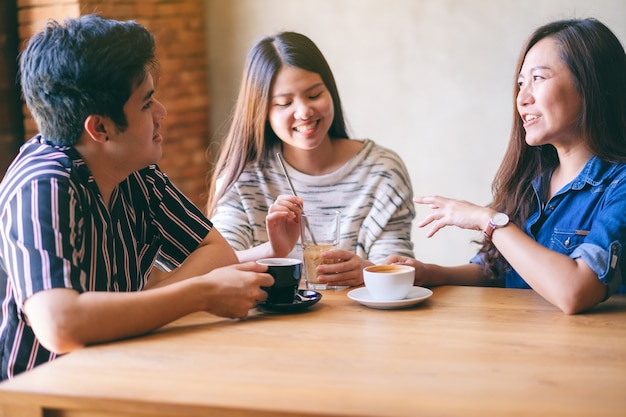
[571, 241, 622, 296]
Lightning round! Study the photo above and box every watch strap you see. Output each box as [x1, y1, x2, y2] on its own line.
[483, 219, 497, 240]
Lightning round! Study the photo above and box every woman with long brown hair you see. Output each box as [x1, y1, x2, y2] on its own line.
[207, 31, 415, 287]
[387, 18, 626, 314]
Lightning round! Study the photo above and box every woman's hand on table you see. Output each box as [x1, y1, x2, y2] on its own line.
[266, 195, 303, 257]
[315, 249, 373, 287]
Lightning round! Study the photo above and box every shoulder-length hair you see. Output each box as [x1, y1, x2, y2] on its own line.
[206, 31, 349, 215]
[480, 18, 626, 279]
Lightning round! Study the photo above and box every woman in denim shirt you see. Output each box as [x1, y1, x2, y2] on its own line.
[387, 18, 626, 314]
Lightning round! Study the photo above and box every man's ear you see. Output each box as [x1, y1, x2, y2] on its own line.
[84, 115, 109, 144]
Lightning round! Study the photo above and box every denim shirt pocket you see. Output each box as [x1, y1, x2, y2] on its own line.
[550, 229, 589, 255]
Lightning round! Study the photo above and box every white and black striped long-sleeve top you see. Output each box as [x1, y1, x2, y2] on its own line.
[0, 136, 212, 380]
[211, 139, 415, 263]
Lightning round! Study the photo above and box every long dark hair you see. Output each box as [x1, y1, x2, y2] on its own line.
[206, 31, 349, 216]
[480, 18, 626, 278]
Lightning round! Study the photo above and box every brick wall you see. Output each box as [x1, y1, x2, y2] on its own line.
[14, 0, 212, 209]
[0, 1, 23, 178]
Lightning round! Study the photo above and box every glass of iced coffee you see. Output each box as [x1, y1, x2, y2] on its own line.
[300, 210, 340, 290]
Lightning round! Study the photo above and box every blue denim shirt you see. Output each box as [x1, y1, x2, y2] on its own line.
[471, 156, 626, 297]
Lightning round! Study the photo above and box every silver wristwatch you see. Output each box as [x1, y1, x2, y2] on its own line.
[484, 212, 510, 239]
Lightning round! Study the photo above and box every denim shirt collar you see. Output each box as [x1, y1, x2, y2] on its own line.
[531, 155, 617, 196]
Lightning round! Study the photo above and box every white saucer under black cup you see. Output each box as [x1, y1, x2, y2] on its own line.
[257, 290, 322, 313]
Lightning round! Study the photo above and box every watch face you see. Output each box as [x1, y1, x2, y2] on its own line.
[492, 212, 509, 227]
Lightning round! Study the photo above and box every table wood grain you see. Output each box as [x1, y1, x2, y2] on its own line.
[0, 286, 624, 417]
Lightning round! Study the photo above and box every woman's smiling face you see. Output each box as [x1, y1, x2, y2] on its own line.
[268, 65, 334, 151]
[517, 37, 584, 149]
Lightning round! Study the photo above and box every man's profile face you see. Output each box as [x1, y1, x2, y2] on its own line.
[105, 74, 167, 173]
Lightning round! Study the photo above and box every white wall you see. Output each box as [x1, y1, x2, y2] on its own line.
[205, 0, 626, 266]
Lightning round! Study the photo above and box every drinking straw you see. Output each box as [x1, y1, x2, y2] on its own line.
[276, 152, 318, 245]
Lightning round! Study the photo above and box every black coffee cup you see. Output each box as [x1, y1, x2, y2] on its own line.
[256, 258, 303, 305]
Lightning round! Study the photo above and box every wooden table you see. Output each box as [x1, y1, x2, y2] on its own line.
[0, 286, 624, 417]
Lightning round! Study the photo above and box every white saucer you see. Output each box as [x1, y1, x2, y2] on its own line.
[347, 286, 433, 310]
